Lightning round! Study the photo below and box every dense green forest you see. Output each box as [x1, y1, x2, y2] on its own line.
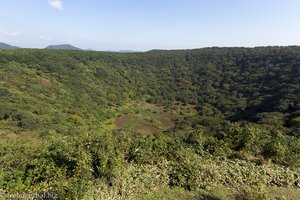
[0, 47, 300, 199]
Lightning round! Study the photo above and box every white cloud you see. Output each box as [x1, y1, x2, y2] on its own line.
[0, 29, 21, 37]
[39, 35, 53, 41]
[48, 0, 63, 10]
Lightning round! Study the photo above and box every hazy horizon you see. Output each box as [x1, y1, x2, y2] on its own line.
[1, 0, 300, 51]
[2, 42, 300, 52]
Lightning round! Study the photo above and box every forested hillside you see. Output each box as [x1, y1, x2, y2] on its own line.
[0, 47, 300, 199]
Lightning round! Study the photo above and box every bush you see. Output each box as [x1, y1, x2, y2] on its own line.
[235, 184, 267, 200]
[12, 111, 38, 129]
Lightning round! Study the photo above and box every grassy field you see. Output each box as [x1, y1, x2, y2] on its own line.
[112, 101, 196, 135]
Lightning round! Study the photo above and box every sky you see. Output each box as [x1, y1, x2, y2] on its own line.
[1, 0, 300, 51]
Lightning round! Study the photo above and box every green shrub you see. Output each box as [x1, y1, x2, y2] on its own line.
[235, 184, 268, 200]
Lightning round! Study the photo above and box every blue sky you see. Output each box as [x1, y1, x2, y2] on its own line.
[1, 0, 300, 51]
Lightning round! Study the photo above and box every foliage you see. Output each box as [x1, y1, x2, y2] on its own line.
[0, 47, 300, 199]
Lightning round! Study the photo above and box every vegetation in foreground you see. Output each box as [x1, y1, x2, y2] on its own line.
[0, 47, 300, 199]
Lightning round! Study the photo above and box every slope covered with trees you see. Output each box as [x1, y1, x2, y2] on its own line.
[0, 42, 20, 49]
[0, 47, 300, 199]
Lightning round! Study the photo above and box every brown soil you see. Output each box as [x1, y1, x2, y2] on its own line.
[115, 115, 132, 128]
[133, 123, 159, 134]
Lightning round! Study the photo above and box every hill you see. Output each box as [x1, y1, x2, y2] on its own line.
[2, 47, 299, 130]
[0, 42, 20, 49]
[0, 46, 299, 199]
[45, 44, 82, 50]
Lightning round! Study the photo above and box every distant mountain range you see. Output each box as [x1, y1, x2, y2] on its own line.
[0, 42, 82, 50]
[0, 42, 138, 52]
[0, 42, 20, 49]
[118, 50, 136, 53]
[45, 44, 82, 50]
